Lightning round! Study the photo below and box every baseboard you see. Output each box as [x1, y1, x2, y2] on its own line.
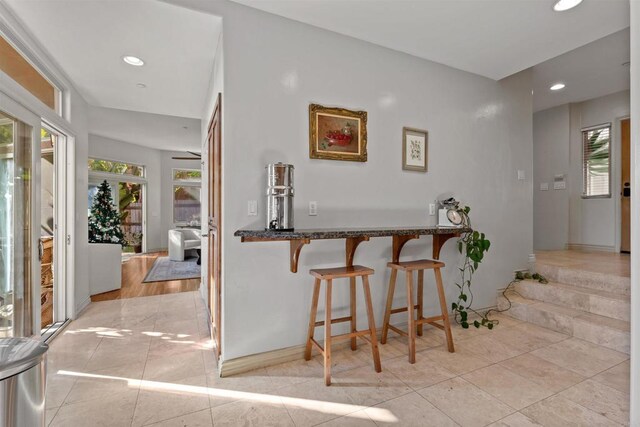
[565, 243, 616, 253]
[219, 339, 353, 378]
[74, 296, 91, 318]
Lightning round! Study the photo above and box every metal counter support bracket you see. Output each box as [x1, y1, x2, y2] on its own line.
[290, 239, 310, 273]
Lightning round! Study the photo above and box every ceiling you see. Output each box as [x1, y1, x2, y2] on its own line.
[532, 28, 630, 112]
[230, 0, 629, 80]
[88, 106, 201, 152]
[4, 0, 221, 119]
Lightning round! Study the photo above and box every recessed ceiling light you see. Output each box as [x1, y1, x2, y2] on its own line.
[136, 83, 146, 88]
[123, 55, 144, 66]
[550, 83, 566, 91]
[553, 0, 583, 11]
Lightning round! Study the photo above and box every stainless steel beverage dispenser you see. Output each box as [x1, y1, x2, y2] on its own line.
[266, 163, 294, 231]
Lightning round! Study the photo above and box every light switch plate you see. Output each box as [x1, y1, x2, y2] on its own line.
[540, 183, 549, 191]
[309, 201, 318, 216]
[517, 170, 526, 181]
[248, 200, 257, 216]
[429, 203, 436, 216]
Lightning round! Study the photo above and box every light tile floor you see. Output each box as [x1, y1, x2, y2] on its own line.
[45, 291, 630, 426]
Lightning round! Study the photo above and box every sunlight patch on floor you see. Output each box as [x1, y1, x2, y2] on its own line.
[56, 370, 399, 422]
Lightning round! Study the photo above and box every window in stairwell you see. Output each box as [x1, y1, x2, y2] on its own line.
[582, 124, 611, 198]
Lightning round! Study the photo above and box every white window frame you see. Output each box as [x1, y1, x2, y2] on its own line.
[581, 123, 612, 199]
[172, 168, 202, 226]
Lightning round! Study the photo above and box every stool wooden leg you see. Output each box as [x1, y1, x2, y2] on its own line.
[305, 278, 321, 361]
[324, 279, 333, 386]
[406, 271, 416, 364]
[434, 268, 455, 353]
[417, 270, 424, 337]
[362, 275, 382, 373]
[381, 268, 397, 344]
[350, 277, 357, 351]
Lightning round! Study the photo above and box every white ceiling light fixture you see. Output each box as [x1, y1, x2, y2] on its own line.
[553, 0, 584, 12]
[123, 55, 145, 66]
[550, 83, 566, 91]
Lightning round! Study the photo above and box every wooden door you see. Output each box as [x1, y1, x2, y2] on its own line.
[621, 118, 631, 253]
[207, 94, 222, 357]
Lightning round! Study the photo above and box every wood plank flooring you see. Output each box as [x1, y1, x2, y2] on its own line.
[90, 251, 200, 302]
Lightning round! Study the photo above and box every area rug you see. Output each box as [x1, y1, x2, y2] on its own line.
[143, 256, 201, 283]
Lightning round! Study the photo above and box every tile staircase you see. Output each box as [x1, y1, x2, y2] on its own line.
[498, 258, 630, 354]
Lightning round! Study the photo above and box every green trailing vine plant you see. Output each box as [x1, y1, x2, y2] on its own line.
[450, 205, 494, 329]
[449, 202, 549, 329]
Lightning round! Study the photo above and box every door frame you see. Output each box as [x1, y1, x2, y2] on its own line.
[614, 115, 630, 253]
[207, 93, 222, 359]
[40, 122, 74, 328]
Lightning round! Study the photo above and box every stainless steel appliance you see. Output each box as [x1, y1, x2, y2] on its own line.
[0, 338, 48, 427]
[266, 163, 294, 231]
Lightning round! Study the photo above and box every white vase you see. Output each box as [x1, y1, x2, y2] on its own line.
[88, 243, 122, 295]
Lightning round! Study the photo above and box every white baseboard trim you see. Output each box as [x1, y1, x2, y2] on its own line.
[219, 343, 309, 378]
[566, 243, 616, 253]
[74, 296, 91, 319]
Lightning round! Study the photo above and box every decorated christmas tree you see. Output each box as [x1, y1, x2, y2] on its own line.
[88, 180, 125, 246]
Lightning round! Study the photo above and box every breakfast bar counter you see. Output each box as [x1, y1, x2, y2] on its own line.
[234, 226, 468, 272]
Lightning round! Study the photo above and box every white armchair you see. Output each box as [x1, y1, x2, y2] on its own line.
[168, 228, 201, 261]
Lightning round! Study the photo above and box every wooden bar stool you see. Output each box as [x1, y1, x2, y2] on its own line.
[305, 265, 382, 386]
[381, 259, 455, 363]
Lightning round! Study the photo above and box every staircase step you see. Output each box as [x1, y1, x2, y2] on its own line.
[514, 280, 629, 322]
[535, 262, 630, 296]
[498, 293, 629, 354]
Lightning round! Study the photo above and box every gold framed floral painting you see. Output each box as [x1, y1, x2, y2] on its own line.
[402, 127, 428, 172]
[309, 104, 367, 162]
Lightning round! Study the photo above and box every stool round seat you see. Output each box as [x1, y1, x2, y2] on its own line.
[310, 265, 374, 279]
[387, 260, 445, 271]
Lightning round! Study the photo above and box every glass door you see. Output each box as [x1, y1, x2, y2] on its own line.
[0, 109, 35, 337]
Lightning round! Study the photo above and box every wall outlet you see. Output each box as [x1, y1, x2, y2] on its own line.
[540, 182, 549, 191]
[429, 203, 436, 216]
[248, 200, 257, 216]
[517, 170, 526, 181]
[309, 201, 318, 216]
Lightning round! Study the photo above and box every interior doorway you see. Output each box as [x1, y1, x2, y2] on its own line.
[207, 93, 222, 359]
[621, 118, 631, 253]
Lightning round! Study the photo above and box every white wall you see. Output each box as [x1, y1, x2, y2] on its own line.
[533, 105, 570, 250]
[182, 0, 534, 362]
[533, 90, 630, 251]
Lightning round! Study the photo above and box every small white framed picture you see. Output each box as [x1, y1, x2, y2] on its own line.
[402, 127, 428, 172]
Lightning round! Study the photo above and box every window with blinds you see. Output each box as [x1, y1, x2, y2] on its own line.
[582, 124, 611, 198]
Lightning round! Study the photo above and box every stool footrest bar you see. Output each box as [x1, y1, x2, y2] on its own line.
[388, 324, 408, 337]
[314, 315, 352, 327]
[390, 304, 420, 315]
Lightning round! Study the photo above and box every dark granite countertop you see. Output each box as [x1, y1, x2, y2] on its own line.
[235, 226, 468, 240]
